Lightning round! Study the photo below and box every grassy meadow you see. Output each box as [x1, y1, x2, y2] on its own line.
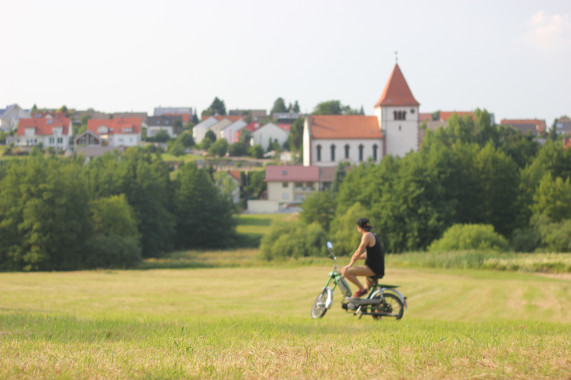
[1, 214, 570, 378]
[1, 262, 570, 379]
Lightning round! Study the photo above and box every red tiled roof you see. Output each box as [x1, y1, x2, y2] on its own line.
[419, 113, 432, 122]
[228, 170, 242, 182]
[309, 115, 381, 139]
[87, 117, 142, 135]
[244, 122, 263, 132]
[17, 117, 71, 136]
[375, 64, 419, 107]
[266, 165, 319, 182]
[500, 119, 546, 133]
[201, 115, 245, 122]
[277, 123, 290, 131]
[564, 136, 571, 149]
[439, 111, 476, 121]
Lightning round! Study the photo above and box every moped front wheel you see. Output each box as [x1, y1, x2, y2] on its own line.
[371, 293, 404, 320]
[311, 289, 331, 319]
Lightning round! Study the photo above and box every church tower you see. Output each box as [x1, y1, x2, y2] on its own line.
[374, 63, 420, 158]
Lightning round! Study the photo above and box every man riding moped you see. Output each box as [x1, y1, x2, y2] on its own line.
[341, 218, 385, 298]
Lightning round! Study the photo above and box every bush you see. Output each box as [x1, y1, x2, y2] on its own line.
[510, 227, 540, 252]
[84, 235, 142, 268]
[429, 224, 509, 252]
[259, 220, 327, 260]
[538, 219, 571, 253]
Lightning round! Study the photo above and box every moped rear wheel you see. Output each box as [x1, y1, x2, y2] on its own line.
[371, 293, 404, 320]
[311, 289, 329, 319]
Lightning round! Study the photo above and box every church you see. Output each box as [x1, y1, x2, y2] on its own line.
[303, 63, 420, 167]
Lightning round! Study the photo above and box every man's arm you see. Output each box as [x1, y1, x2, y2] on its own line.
[343, 234, 369, 272]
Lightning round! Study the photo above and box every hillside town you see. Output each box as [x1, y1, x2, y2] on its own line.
[1, 63, 570, 213]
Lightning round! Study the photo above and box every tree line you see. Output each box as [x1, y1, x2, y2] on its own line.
[261, 109, 571, 259]
[0, 148, 237, 271]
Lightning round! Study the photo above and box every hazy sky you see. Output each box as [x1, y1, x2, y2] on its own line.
[2, 0, 570, 125]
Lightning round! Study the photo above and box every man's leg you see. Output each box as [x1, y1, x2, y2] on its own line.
[343, 265, 375, 291]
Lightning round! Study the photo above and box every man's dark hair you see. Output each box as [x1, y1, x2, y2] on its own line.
[357, 218, 372, 231]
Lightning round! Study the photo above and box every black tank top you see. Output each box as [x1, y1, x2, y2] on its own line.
[365, 233, 385, 277]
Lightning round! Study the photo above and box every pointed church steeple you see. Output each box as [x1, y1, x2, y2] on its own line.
[375, 64, 419, 107]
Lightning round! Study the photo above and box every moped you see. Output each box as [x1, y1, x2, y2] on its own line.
[311, 242, 407, 320]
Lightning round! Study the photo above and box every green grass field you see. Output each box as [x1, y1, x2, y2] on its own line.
[1, 264, 569, 379]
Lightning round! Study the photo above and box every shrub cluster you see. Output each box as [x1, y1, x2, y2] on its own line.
[0, 148, 237, 271]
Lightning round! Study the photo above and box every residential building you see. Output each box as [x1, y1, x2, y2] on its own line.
[74, 130, 102, 146]
[87, 117, 142, 147]
[220, 119, 247, 144]
[247, 165, 336, 212]
[112, 112, 148, 123]
[11, 116, 73, 151]
[145, 115, 183, 138]
[500, 119, 547, 136]
[273, 112, 303, 124]
[250, 122, 289, 150]
[229, 109, 267, 121]
[154, 107, 193, 117]
[209, 119, 234, 139]
[193, 116, 218, 144]
[555, 117, 571, 136]
[0, 104, 31, 132]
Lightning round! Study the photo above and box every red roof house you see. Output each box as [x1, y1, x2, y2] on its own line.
[87, 117, 142, 147]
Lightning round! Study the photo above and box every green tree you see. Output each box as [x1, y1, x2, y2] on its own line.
[202, 97, 226, 117]
[0, 156, 92, 270]
[174, 163, 236, 248]
[292, 100, 300, 113]
[153, 129, 170, 143]
[229, 141, 248, 156]
[178, 131, 195, 147]
[289, 117, 305, 152]
[312, 100, 343, 115]
[300, 190, 336, 232]
[473, 143, 520, 237]
[531, 174, 571, 222]
[271, 97, 288, 114]
[82, 149, 175, 258]
[331, 162, 348, 193]
[248, 144, 264, 159]
[209, 138, 228, 157]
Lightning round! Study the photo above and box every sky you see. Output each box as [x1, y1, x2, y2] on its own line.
[1, 0, 570, 126]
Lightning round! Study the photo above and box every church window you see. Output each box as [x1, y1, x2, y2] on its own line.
[317, 145, 322, 161]
[359, 145, 364, 161]
[330, 144, 336, 161]
[345, 144, 350, 159]
[373, 144, 378, 161]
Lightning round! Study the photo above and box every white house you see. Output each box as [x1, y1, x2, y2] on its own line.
[145, 115, 183, 138]
[0, 104, 31, 132]
[303, 63, 421, 166]
[220, 119, 247, 144]
[12, 116, 73, 151]
[250, 122, 289, 151]
[193, 117, 218, 144]
[87, 117, 142, 147]
[208, 119, 234, 140]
